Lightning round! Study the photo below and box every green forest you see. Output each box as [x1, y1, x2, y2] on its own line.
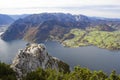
[62, 28, 120, 50]
[1, 62, 120, 80]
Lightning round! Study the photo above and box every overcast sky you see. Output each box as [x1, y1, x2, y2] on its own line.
[0, 0, 120, 18]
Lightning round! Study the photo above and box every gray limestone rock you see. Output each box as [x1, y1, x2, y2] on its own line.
[11, 43, 70, 79]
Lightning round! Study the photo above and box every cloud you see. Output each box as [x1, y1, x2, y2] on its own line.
[0, 0, 120, 8]
[0, 0, 120, 18]
[0, 5, 120, 18]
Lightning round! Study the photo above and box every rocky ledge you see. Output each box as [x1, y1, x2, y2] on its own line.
[11, 43, 70, 79]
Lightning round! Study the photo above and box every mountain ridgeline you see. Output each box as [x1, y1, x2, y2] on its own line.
[0, 14, 14, 25]
[1, 13, 120, 43]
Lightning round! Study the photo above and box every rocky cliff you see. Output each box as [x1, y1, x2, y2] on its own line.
[11, 43, 70, 79]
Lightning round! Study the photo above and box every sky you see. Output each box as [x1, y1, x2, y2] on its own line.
[0, 0, 120, 18]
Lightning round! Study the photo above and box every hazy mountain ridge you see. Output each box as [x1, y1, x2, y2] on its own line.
[0, 14, 14, 25]
[9, 14, 30, 20]
[1, 13, 120, 42]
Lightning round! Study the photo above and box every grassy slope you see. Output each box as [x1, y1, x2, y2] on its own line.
[62, 29, 120, 50]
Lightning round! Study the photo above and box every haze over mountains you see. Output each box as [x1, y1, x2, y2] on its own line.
[0, 14, 30, 25]
[9, 14, 30, 20]
[0, 14, 14, 25]
[1, 13, 120, 42]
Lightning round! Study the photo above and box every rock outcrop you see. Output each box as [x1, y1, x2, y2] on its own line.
[11, 43, 70, 79]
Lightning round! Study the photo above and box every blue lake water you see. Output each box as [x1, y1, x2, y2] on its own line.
[0, 38, 120, 74]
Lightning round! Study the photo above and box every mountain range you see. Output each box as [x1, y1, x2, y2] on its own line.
[9, 14, 30, 20]
[0, 14, 14, 25]
[1, 13, 120, 42]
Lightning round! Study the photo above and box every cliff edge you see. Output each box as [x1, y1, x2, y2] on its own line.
[11, 43, 70, 79]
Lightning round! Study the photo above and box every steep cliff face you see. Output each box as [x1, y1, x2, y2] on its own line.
[11, 43, 70, 79]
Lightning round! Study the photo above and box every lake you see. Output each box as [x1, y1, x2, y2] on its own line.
[0, 38, 120, 74]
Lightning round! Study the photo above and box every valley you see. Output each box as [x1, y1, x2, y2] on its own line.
[62, 28, 120, 50]
[0, 0, 120, 79]
[0, 13, 120, 80]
